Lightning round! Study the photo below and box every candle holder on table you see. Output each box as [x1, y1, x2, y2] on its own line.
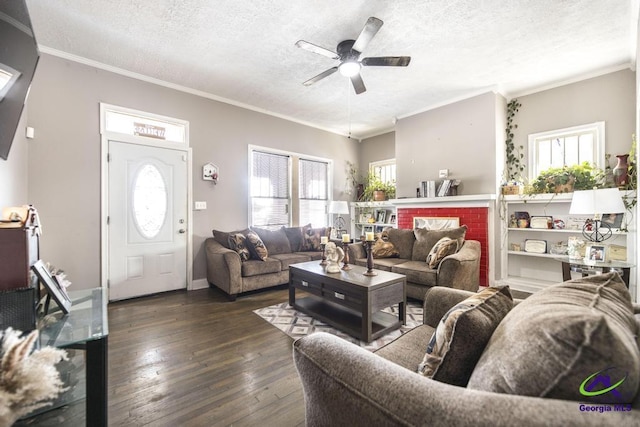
[362, 239, 377, 276]
[341, 241, 352, 270]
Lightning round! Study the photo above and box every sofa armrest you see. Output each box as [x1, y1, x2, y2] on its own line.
[293, 332, 636, 427]
[205, 238, 242, 296]
[347, 241, 366, 260]
[437, 239, 480, 291]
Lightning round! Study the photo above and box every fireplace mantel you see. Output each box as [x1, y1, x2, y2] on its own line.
[390, 194, 496, 208]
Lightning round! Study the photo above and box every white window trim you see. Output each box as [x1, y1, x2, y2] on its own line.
[527, 121, 605, 180]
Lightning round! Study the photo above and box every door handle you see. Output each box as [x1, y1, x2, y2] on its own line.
[178, 229, 186, 234]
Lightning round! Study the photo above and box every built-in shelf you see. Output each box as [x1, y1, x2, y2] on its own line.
[507, 227, 626, 235]
[508, 251, 568, 259]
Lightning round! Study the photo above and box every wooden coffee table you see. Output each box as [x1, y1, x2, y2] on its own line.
[289, 261, 406, 342]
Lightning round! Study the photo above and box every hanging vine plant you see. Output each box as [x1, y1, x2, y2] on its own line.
[505, 99, 523, 182]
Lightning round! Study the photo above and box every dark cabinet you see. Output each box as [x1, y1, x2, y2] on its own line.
[0, 227, 39, 290]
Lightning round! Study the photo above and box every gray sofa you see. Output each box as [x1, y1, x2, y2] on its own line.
[348, 226, 481, 300]
[205, 226, 328, 300]
[294, 273, 640, 426]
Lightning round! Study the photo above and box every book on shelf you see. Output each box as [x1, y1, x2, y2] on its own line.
[437, 179, 451, 197]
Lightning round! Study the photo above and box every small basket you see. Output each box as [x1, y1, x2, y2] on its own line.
[501, 184, 521, 195]
[0, 287, 37, 333]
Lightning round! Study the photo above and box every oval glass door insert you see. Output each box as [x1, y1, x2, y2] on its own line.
[132, 164, 167, 238]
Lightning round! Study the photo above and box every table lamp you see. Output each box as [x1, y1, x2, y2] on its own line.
[569, 188, 625, 242]
[328, 200, 349, 231]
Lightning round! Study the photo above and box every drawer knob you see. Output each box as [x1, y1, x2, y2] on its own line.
[302, 281, 309, 287]
[334, 292, 345, 300]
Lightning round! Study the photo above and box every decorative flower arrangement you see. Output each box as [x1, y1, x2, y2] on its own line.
[0, 328, 67, 426]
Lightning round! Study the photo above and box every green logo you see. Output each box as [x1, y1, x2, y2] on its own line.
[580, 368, 626, 398]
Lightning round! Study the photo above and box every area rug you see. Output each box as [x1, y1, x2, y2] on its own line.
[253, 301, 423, 351]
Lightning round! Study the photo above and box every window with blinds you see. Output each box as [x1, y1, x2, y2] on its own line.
[249, 147, 331, 229]
[250, 151, 290, 228]
[299, 159, 329, 227]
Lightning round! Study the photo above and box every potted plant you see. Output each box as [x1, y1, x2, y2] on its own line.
[361, 174, 396, 201]
[526, 162, 604, 194]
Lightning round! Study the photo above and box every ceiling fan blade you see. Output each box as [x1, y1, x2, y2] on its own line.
[352, 17, 383, 53]
[362, 56, 411, 67]
[303, 67, 339, 86]
[295, 40, 339, 60]
[350, 73, 366, 94]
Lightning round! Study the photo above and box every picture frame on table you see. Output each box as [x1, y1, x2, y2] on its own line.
[31, 260, 71, 314]
[601, 212, 624, 229]
[375, 209, 387, 223]
[586, 245, 606, 262]
[389, 214, 396, 224]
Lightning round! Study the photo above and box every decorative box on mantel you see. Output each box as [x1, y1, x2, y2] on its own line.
[391, 194, 496, 287]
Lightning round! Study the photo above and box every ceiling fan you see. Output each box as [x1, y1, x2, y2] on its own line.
[296, 17, 411, 94]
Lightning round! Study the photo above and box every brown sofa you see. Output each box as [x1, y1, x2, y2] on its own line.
[294, 273, 640, 426]
[348, 226, 481, 300]
[205, 226, 329, 300]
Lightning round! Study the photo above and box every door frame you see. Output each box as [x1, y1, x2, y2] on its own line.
[99, 105, 193, 294]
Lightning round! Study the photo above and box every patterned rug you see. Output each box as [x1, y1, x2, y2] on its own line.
[253, 301, 423, 351]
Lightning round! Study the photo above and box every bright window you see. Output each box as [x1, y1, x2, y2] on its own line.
[132, 164, 167, 239]
[249, 148, 331, 229]
[528, 122, 605, 179]
[370, 159, 396, 184]
[250, 151, 291, 228]
[299, 159, 329, 227]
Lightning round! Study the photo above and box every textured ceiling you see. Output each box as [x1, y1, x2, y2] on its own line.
[25, 0, 635, 139]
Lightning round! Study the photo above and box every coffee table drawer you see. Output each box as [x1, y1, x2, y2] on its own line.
[323, 282, 362, 310]
[290, 276, 322, 296]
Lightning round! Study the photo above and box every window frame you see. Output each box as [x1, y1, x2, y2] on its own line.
[527, 122, 605, 180]
[370, 158, 396, 184]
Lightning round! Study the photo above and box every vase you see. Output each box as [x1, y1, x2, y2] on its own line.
[373, 190, 386, 201]
[613, 154, 629, 188]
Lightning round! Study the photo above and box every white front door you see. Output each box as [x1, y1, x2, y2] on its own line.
[108, 141, 188, 300]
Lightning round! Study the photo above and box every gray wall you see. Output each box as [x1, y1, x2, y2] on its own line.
[26, 54, 358, 289]
[359, 131, 395, 170]
[514, 69, 636, 175]
[0, 112, 28, 208]
[395, 92, 500, 197]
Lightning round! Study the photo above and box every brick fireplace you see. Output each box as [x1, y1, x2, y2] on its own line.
[394, 196, 495, 286]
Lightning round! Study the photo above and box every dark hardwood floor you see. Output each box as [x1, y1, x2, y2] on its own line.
[22, 285, 306, 427]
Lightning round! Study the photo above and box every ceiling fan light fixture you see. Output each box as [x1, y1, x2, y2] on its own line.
[339, 61, 360, 77]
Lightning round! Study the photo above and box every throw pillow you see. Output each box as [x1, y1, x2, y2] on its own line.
[245, 231, 268, 261]
[467, 272, 640, 404]
[417, 286, 513, 387]
[371, 231, 399, 258]
[213, 228, 250, 249]
[426, 237, 459, 269]
[227, 233, 250, 261]
[302, 226, 330, 251]
[412, 225, 467, 262]
[282, 226, 305, 252]
[250, 227, 292, 255]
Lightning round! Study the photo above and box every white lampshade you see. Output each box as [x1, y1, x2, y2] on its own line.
[328, 200, 349, 215]
[569, 188, 625, 215]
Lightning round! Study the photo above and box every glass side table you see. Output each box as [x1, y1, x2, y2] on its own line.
[553, 257, 635, 288]
[33, 287, 108, 427]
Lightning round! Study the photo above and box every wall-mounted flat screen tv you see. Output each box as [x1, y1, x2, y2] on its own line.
[0, 0, 39, 160]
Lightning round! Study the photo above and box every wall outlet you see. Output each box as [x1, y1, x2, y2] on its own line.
[439, 169, 449, 178]
[195, 201, 207, 210]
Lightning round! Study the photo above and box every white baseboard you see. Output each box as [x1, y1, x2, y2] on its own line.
[190, 278, 209, 290]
